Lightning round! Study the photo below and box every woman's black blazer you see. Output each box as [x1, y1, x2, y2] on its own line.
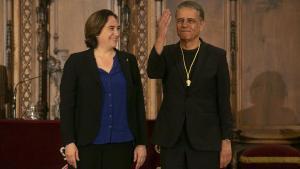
[60, 49, 147, 146]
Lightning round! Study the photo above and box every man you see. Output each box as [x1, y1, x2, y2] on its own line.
[147, 1, 233, 169]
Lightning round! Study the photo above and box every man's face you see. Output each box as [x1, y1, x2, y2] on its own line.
[175, 7, 204, 42]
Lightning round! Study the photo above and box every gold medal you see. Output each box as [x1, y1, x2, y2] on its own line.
[186, 80, 191, 86]
[180, 42, 200, 87]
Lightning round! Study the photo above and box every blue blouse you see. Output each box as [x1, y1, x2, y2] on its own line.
[93, 56, 134, 144]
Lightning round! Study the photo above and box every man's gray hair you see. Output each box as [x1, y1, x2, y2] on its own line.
[176, 1, 205, 20]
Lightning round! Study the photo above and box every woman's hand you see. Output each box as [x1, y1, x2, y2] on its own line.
[65, 143, 80, 168]
[133, 145, 147, 169]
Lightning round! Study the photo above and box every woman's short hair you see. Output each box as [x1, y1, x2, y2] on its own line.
[84, 9, 118, 48]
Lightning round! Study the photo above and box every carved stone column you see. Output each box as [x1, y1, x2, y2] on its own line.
[19, 0, 35, 116]
[5, 0, 14, 118]
[36, 0, 51, 119]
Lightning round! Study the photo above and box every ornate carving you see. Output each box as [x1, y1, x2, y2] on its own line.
[20, 0, 34, 114]
[136, 0, 148, 110]
[48, 52, 66, 119]
[120, 0, 130, 51]
[5, 19, 13, 118]
[36, 0, 51, 119]
[230, 20, 237, 95]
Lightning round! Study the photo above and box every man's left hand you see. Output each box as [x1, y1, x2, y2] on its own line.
[134, 145, 147, 169]
[220, 139, 232, 168]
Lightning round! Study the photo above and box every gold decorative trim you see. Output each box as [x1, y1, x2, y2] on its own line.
[240, 156, 300, 164]
[20, 0, 35, 114]
[136, 0, 148, 112]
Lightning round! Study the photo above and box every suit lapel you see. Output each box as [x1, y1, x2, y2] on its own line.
[116, 50, 133, 86]
[189, 40, 209, 87]
[174, 42, 187, 88]
[86, 49, 102, 86]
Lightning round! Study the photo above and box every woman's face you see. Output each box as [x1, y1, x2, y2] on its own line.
[97, 16, 120, 48]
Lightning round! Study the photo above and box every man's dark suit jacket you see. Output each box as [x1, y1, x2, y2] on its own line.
[147, 39, 232, 151]
[60, 49, 147, 146]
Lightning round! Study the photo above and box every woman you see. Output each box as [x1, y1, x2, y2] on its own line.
[60, 9, 147, 169]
